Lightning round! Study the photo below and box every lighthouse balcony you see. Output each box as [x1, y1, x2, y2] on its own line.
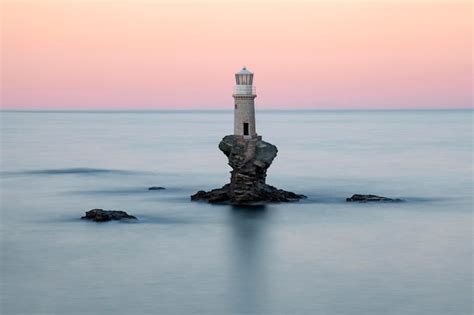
[233, 86, 256, 95]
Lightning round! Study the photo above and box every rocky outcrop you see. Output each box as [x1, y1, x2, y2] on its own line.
[148, 186, 166, 190]
[346, 194, 403, 203]
[191, 135, 306, 205]
[81, 209, 137, 222]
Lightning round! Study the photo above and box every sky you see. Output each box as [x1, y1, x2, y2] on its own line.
[1, 0, 472, 110]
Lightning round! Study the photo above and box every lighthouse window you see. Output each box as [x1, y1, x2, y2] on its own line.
[235, 104, 237, 109]
[243, 123, 249, 136]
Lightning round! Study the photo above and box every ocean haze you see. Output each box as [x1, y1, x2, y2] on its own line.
[0, 110, 472, 315]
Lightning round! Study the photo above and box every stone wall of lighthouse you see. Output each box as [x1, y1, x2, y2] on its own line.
[233, 95, 257, 137]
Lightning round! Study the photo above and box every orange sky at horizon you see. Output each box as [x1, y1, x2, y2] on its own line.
[1, 0, 472, 109]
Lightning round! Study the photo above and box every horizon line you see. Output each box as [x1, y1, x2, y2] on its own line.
[0, 108, 472, 112]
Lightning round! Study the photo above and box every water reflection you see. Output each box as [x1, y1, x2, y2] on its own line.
[227, 205, 269, 314]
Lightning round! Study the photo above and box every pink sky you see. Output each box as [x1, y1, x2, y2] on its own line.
[1, 0, 472, 110]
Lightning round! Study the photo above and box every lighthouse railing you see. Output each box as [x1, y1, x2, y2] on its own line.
[233, 86, 256, 95]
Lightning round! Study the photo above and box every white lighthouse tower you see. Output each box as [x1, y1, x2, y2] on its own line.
[233, 67, 258, 139]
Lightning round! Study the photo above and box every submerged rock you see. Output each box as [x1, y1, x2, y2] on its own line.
[148, 186, 166, 190]
[346, 194, 403, 203]
[81, 209, 137, 222]
[191, 135, 306, 205]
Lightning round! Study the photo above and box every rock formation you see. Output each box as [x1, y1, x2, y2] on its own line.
[346, 194, 403, 203]
[81, 209, 137, 222]
[191, 135, 306, 205]
[148, 186, 166, 190]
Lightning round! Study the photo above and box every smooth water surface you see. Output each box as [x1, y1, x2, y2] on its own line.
[1, 110, 472, 315]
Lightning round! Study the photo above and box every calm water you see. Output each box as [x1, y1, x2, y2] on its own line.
[0, 110, 472, 315]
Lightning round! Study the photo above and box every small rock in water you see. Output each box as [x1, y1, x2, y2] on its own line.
[346, 194, 403, 203]
[81, 209, 137, 222]
[148, 186, 166, 190]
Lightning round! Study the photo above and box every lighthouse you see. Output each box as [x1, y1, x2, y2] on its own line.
[190, 67, 306, 204]
[233, 67, 258, 139]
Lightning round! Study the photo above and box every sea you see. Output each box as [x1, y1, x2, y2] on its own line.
[0, 110, 472, 315]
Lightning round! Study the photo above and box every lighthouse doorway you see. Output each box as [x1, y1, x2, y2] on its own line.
[243, 123, 249, 136]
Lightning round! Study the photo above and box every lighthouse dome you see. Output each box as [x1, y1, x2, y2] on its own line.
[237, 67, 253, 75]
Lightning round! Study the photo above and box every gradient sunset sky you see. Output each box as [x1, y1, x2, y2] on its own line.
[1, 0, 472, 110]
